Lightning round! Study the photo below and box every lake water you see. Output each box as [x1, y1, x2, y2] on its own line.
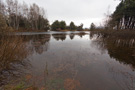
[0, 31, 135, 90]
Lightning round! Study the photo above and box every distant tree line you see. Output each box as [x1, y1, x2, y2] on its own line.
[108, 0, 135, 30]
[51, 20, 84, 31]
[0, 0, 49, 32]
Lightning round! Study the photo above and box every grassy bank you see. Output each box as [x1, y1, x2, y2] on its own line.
[90, 29, 135, 38]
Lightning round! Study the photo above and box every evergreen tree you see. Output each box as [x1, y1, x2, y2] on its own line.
[60, 21, 66, 30]
[69, 22, 76, 30]
[109, 0, 135, 29]
[51, 20, 60, 30]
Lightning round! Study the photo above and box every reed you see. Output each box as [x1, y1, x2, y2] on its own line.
[0, 34, 28, 75]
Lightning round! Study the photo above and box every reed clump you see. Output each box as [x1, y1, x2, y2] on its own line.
[90, 29, 135, 39]
[0, 35, 28, 73]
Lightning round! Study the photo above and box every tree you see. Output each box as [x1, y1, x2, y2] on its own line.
[51, 20, 60, 30]
[90, 23, 96, 30]
[43, 19, 50, 31]
[29, 3, 40, 30]
[77, 23, 83, 30]
[0, 0, 49, 31]
[60, 21, 66, 30]
[0, 14, 7, 32]
[69, 22, 76, 30]
[109, 0, 135, 30]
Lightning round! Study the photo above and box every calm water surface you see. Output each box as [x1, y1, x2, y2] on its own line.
[0, 31, 135, 90]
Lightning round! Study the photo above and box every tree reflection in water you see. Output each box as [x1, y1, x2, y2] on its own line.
[90, 31, 135, 90]
[1, 31, 135, 90]
[69, 33, 75, 40]
[77, 32, 87, 38]
[31, 34, 51, 54]
[0, 34, 51, 87]
[52, 34, 67, 41]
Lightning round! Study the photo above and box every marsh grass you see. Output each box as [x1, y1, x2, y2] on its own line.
[90, 29, 135, 38]
[0, 34, 31, 86]
[0, 35, 28, 71]
[90, 30, 135, 47]
[90, 29, 135, 67]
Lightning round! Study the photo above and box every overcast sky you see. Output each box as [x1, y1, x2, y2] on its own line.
[19, 0, 120, 28]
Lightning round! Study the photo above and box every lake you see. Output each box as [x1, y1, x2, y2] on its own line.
[0, 31, 135, 90]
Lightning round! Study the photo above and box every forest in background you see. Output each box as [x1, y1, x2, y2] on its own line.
[0, 0, 135, 32]
[0, 0, 49, 32]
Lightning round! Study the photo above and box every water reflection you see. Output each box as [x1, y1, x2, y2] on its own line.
[69, 33, 75, 40]
[31, 34, 50, 54]
[21, 34, 51, 54]
[52, 34, 67, 41]
[0, 34, 51, 87]
[90, 31, 135, 90]
[77, 32, 87, 38]
[1, 31, 135, 90]
[90, 31, 135, 68]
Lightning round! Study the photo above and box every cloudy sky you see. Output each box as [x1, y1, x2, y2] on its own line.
[19, 0, 120, 28]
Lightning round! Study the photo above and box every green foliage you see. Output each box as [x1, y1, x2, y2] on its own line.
[51, 20, 84, 31]
[60, 21, 66, 30]
[109, 0, 135, 29]
[69, 22, 76, 30]
[50, 20, 85, 31]
[51, 20, 67, 30]
[51, 20, 60, 30]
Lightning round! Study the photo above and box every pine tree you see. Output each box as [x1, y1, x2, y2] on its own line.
[60, 21, 66, 30]
[109, 0, 135, 29]
[69, 22, 76, 30]
[51, 20, 60, 30]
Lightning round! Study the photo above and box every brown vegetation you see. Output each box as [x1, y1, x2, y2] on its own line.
[0, 34, 31, 87]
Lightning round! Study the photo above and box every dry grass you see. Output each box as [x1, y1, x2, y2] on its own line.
[0, 35, 29, 73]
[90, 29, 135, 39]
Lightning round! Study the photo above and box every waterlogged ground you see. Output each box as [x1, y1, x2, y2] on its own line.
[0, 31, 135, 90]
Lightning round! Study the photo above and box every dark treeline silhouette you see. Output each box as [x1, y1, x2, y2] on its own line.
[52, 34, 67, 41]
[107, 0, 135, 30]
[0, 0, 49, 32]
[51, 20, 84, 31]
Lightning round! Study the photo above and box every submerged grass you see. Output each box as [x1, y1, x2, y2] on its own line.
[0, 34, 32, 88]
[0, 35, 28, 72]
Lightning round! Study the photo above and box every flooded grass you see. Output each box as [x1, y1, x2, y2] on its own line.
[0, 35, 32, 88]
[0, 31, 135, 90]
[90, 30, 135, 47]
[90, 29, 135, 38]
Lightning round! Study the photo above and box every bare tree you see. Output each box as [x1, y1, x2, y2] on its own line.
[1, 0, 49, 31]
